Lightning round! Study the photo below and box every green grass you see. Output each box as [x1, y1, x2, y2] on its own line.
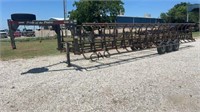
[0, 32, 199, 61]
[193, 32, 200, 38]
[0, 39, 62, 61]
[0, 36, 56, 42]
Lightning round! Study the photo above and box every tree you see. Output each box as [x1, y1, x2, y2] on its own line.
[160, 2, 199, 23]
[69, 0, 125, 25]
[160, 13, 169, 22]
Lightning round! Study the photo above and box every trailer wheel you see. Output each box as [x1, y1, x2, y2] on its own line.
[172, 40, 180, 51]
[90, 52, 98, 62]
[131, 46, 137, 51]
[103, 51, 110, 58]
[157, 42, 166, 54]
[166, 41, 173, 52]
[11, 13, 36, 21]
[139, 43, 146, 50]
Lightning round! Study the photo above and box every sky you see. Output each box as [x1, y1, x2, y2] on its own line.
[0, 0, 199, 29]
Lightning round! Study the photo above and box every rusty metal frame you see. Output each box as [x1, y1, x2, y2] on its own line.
[65, 23, 195, 66]
[7, 20, 195, 67]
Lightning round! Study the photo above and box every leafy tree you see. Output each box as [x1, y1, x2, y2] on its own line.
[160, 13, 169, 22]
[189, 11, 199, 23]
[69, 0, 124, 25]
[160, 2, 199, 23]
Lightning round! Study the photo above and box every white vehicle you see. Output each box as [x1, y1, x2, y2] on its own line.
[0, 30, 8, 38]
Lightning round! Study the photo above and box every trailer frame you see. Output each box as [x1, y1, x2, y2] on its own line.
[7, 19, 196, 67]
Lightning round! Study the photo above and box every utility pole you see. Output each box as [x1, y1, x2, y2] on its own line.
[63, 0, 67, 37]
[187, 4, 189, 22]
[63, 0, 66, 21]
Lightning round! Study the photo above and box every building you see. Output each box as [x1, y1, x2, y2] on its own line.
[116, 16, 164, 23]
[35, 17, 72, 37]
[187, 4, 200, 22]
[50, 17, 71, 37]
[187, 4, 199, 12]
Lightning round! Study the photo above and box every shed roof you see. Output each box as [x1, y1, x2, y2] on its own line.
[188, 4, 200, 12]
[49, 17, 69, 21]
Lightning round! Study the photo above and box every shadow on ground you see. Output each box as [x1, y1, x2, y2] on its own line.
[21, 45, 194, 75]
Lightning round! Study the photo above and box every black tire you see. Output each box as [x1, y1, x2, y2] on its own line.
[157, 42, 166, 54]
[172, 40, 180, 51]
[139, 43, 146, 50]
[166, 41, 173, 52]
[131, 46, 137, 51]
[11, 13, 36, 21]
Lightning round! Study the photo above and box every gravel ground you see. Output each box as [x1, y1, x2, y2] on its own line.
[0, 39, 200, 112]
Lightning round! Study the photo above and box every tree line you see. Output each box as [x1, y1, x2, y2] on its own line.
[160, 2, 199, 23]
[69, 1, 199, 24]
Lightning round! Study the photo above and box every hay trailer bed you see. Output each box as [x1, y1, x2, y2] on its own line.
[66, 23, 195, 66]
[8, 16, 195, 67]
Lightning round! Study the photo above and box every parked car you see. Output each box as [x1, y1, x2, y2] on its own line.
[22, 29, 35, 37]
[14, 29, 22, 37]
[0, 30, 8, 38]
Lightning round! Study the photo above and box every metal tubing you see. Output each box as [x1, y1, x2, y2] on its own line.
[66, 42, 71, 67]
[78, 23, 195, 54]
[7, 20, 18, 49]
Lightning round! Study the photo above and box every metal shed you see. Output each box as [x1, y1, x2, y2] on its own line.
[187, 4, 200, 22]
[116, 16, 164, 23]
